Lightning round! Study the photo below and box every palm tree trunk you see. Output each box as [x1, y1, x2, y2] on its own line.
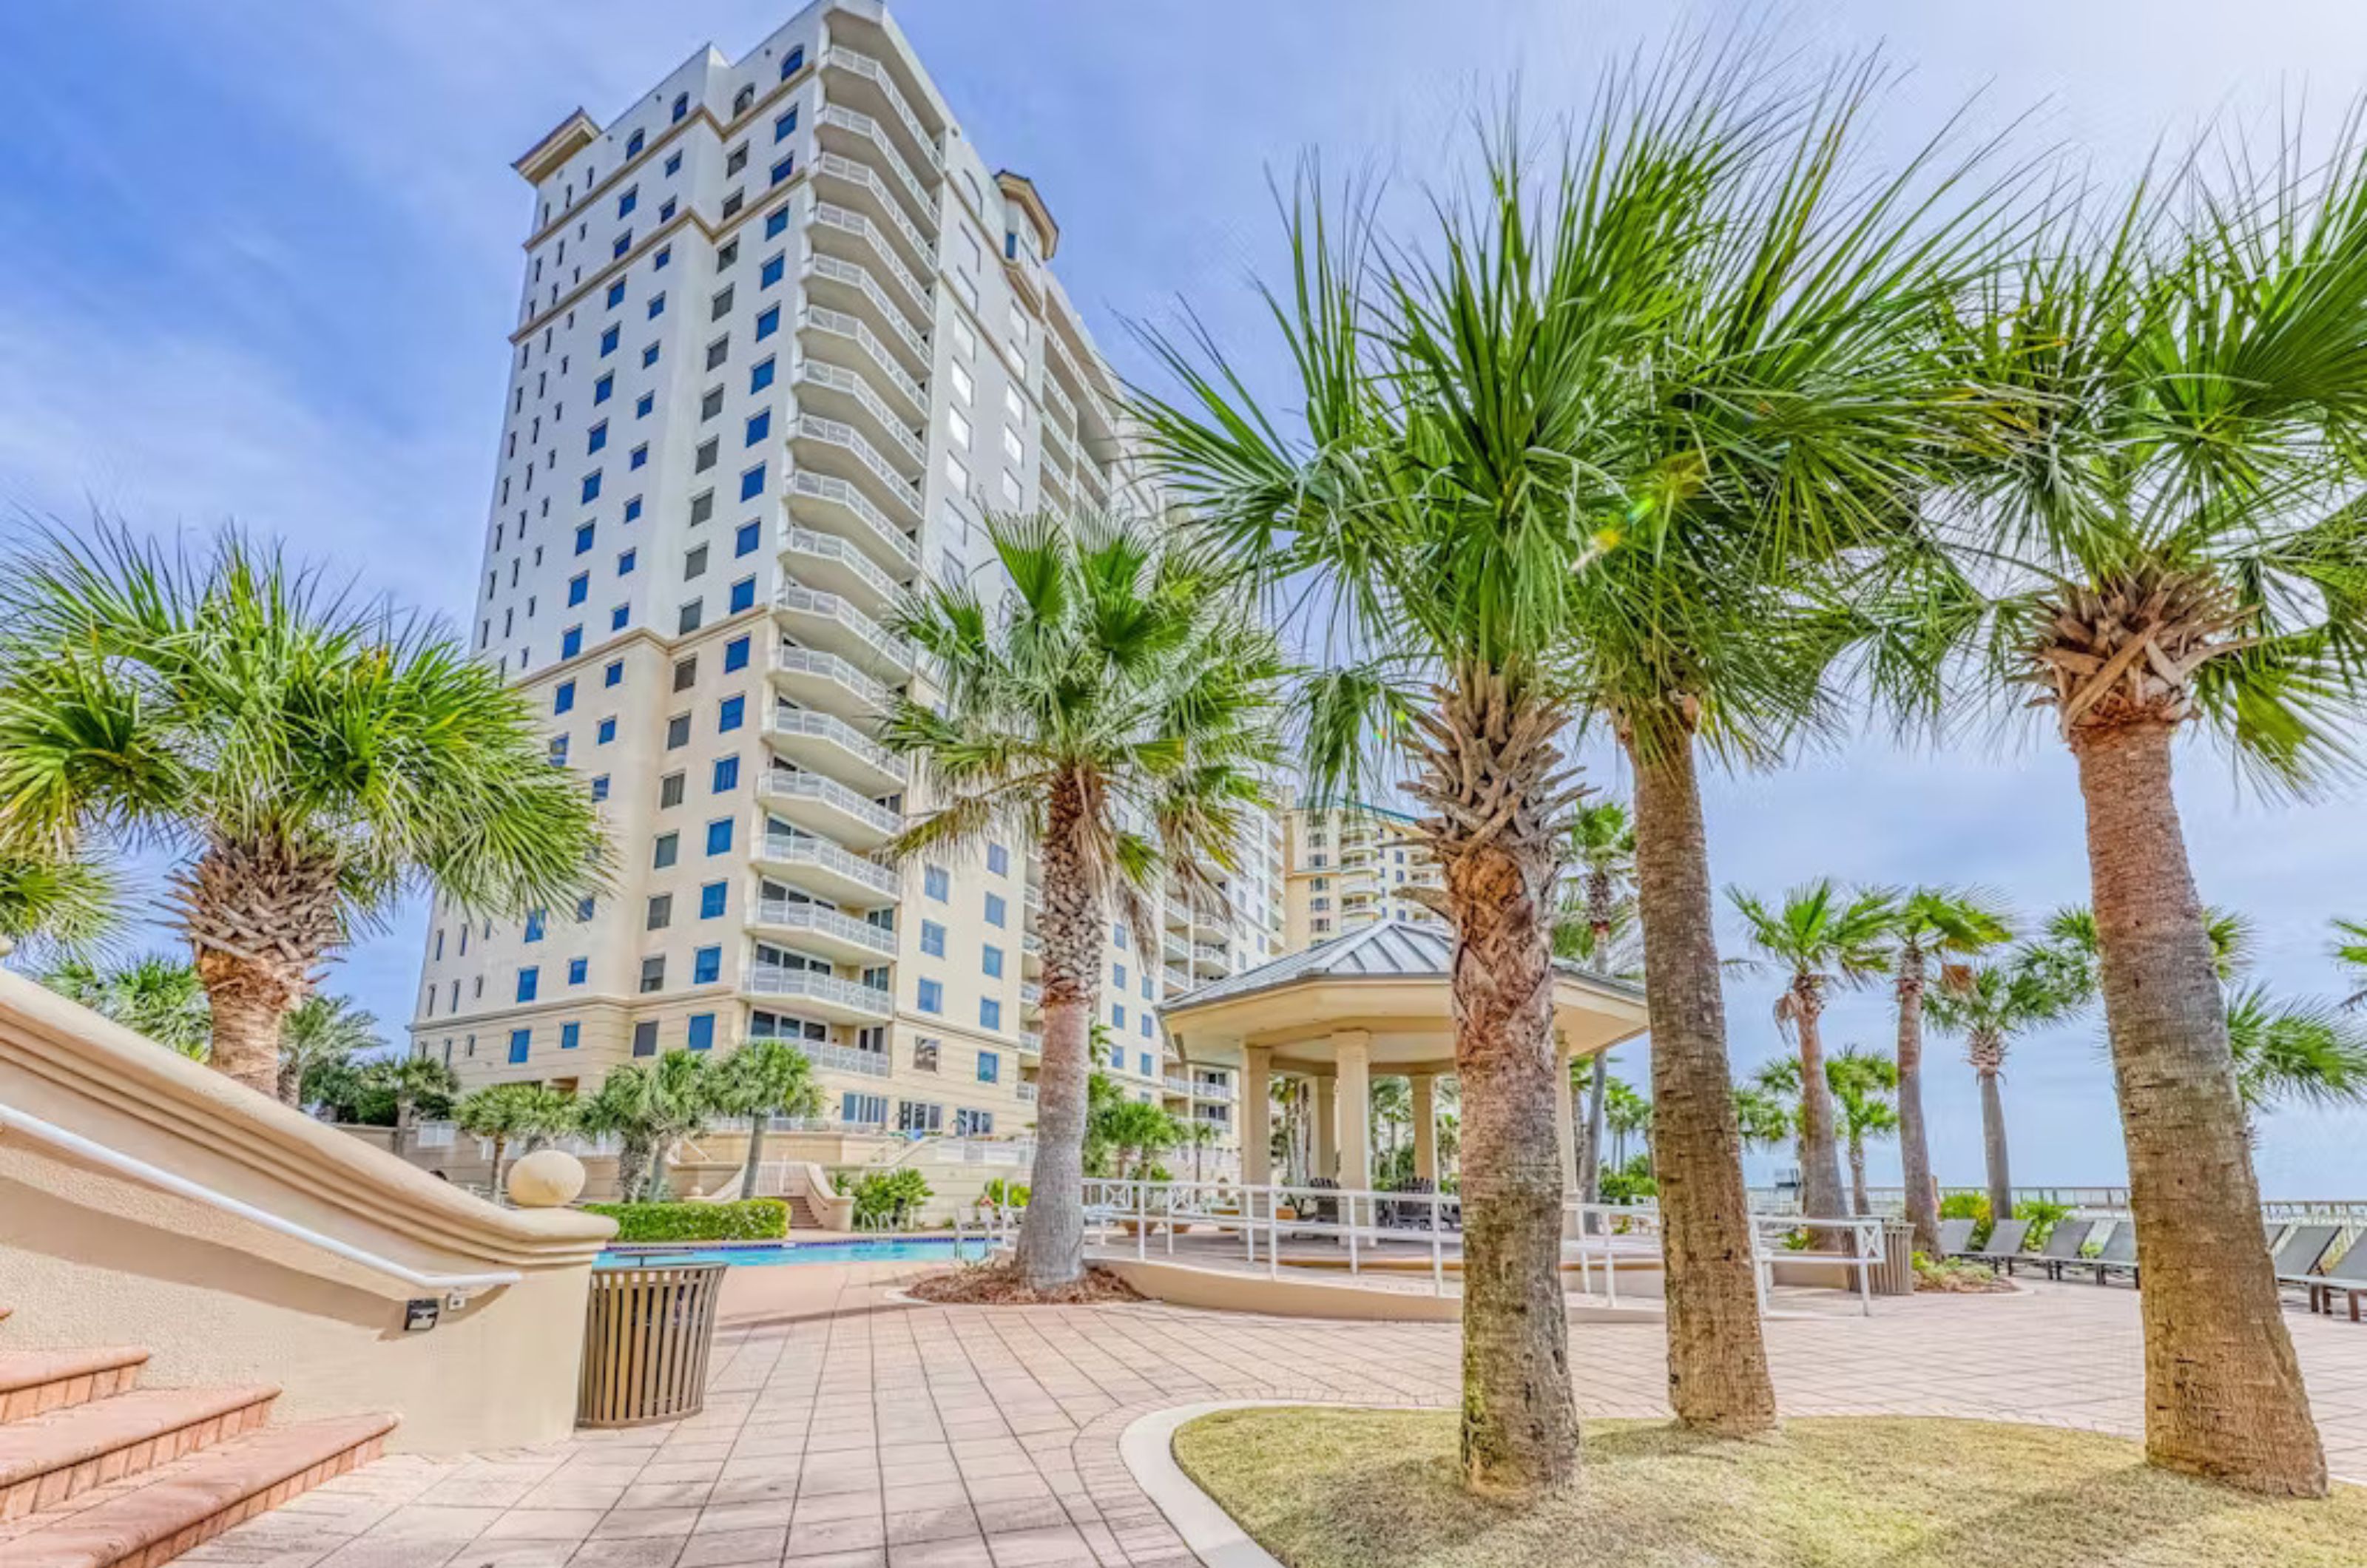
[1792, 994, 1848, 1243]
[277, 1057, 303, 1108]
[1894, 952, 1941, 1254]
[1625, 723, 1777, 1435]
[390, 1096, 413, 1162]
[614, 1139, 651, 1204]
[200, 975, 285, 1098]
[1580, 1055, 1608, 1203]
[740, 1116, 769, 1200]
[1976, 1062, 2011, 1226]
[1016, 785, 1095, 1292]
[1848, 1134, 1868, 1217]
[2073, 717, 2325, 1496]
[490, 1135, 510, 1197]
[647, 1142, 672, 1201]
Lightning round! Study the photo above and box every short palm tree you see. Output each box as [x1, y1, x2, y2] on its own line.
[0, 528, 607, 1096]
[454, 1082, 578, 1194]
[2329, 919, 2367, 1010]
[711, 1038, 825, 1199]
[1564, 802, 1636, 1203]
[42, 954, 212, 1061]
[1884, 888, 2014, 1252]
[877, 512, 1280, 1297]
[275, 994, 381, 1108]
[0, 854, 115, 960]
[1923, 955, 2084, 1228]
[360, 1053, 460, 1160]
[578, 1051, 715, 1203]
[1826, 1046, 1900, 1217]
[1727, 882, 1896, 1231]
[1602, 1078, 1653, 1172]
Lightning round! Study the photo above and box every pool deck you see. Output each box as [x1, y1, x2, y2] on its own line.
[181, 1257, 2367, 1567]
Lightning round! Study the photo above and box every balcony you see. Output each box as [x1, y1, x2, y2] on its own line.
[791, 360, 925, 477]
[779, 525, 902, 618]
[749, 898, 897, 963]
[815, 104, 938, 224]
[800, 258, 931, 386]
[812, 153, 936, 277]
[761, 706, 905, 794]
[1163, 932, 1189, 963]
[801, 1041, 894, 1079]
[741, 965, 894, 1023]
[1021, 1031, 1043, 1057]
[786, 470, 919, 578]
[791, 413, 923, 525]
[1164, 964, 1191, 993]
[754, 828, 899, 902]
[808, 202, 935, 325]
[766, 643, 888, 725]
[821, 47, 942, 177]
[774, 584, 911, 677]
[757, 768, 903, 851]
[1016, 1081, 1038, 1104]
[1192, 942, 1229, 978]
[1019, 981, 1041, 1010]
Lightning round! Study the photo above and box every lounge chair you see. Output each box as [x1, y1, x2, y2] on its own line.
[2302, 1236, 2367, 1319]
[1932, 1218, 1976, 1257]
[2030, 1217, 2096, 1280]
[2270, 1223, 2341, 1296]
[1959, 1218, 2030, 1268]
[2065, 1221, 2140, 1285]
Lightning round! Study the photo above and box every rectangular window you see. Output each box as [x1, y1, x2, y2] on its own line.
[770, 156, 794, 186]
[607, 283, 627, 311]
[600, 325, 621, 356]
[662, 771, 685, 805]
[1114, 963, 1127, 990]
[581, 472, 602, 504]
[712, 756, 740, 792]
[666, 714, 691, 749]
[643, 342, 660, 367]
[774, 107, 798, 141]
[595, 716, 616, 745]
[613, 230, 632, 259]
[982, 944, 1004, 979]
[629, 445, 647, 471]
[647, 291, 666, 320]
[524, 908, 547, 942]
[750, 357, 775, 393]
[641, 956, 666, 993]
[984, 892, 1007, 929]
[740, 464, 766, 501]
[728, 577, 755, 613]
[618, 546, 638, 575]
[611, 604, 630, 631]
[921, 920, 946, 958]
[646, 893, 672, 930]
[679, 600, 703, 634]
[587, 421, 608, 454]
[692, 946, 721, 984]
[508, 1028, 531, 1065]
[980, 998, 1002, 1030]
[632, 1019, 659, 1055]
[567, 573, 588, 606]
[568, 957, 588, 985]
[653, 831, 679, 868]
[591, 774, 611, 802]
[594, 372, 614, 403]
[917, 978, 943, 1015]
[516, 967, 539, 1003]
[724, 634, 750, 672]
[924, 865, 950, 902]
[718, 695, 745, 732]
[561, 1021, 581, 1050]
[562, 626, 584, 660]
[745, 410, 770, 446]
[755, 305, 780, 339]
[635, 391, 655, 418]
[1138, 1051, 1154, 1075]
[766, 206, 790, 239]
[686, 1012, 715, 1050]
[987, 842, 1008, 876]
[1140, 1014, 1155, 1038]
[760, 253, 785, 288]
[553, 680, 575, 715]
[575, 522, 595, 554]
[734, 521, 760, 557]
[706, 818, 734, 855]
[977, 1051, 1000, 1084]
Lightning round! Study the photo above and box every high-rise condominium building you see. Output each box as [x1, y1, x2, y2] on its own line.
[1280, 793, 1445, 950]
[408, 0, 1280, 1149]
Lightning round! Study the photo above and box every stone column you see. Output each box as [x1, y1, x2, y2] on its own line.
[1334, 1032, 1372, 1228]
[1243, 1045, 1272, 1188]
[1553, 1035, 1578, 1238]
[1314, 1075, 1338, 1181]
[1411, 1072, 1437, 1183]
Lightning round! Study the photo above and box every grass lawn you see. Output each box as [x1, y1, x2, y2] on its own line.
[1172, 1409, 2366, 1567]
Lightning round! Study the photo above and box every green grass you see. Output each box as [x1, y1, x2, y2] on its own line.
[1172, 1409, 2367, 1567]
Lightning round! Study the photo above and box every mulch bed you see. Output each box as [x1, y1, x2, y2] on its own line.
[906, 1259, 1144, 1305]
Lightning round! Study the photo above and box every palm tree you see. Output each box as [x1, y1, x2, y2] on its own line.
[1602, 1078, 1654, 1172]
[2222, 987, 2367, 1128]
[578, 1052, 715, 1203]
[454, 1082, 578, 1194]
[361, 1054, 460, 1161]
[711, 1038, 825, 1199]
[0, 854, 115, 960]
[41, 954, 212, 1061]
[1923, 956, 2085, 1227]
[1564, 802, 1636, 1203]
[1729, 1075, 1796, 1155]
[2329, 919, 2367, 1010]
[1884, 888, 2013, 1252]
[877, 513, 1280, 1296]
[0, 527, 607, 1096]
[1826, 1047, 1900, 1217]
[1727, 882, 1896, 1231]
[275, 994, 381, 1109]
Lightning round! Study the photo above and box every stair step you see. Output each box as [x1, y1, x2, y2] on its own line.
[0, 1413, 396, 1568]
[0, 1351, 150, 1423]
[0, 1387, 278, 1521]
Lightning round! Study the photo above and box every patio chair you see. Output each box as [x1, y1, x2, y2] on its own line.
[2030, 1217, 2096, 1280]
[2064, 1221, 2140, 1285]
[2300, 1234, 2367, 1320]
[2271, 1223, 2345, 1304]
[1388, 1177, 1441, 1230]
[1933, 1218, 1976, 1257]
[1959, 1218, 2030, 1268]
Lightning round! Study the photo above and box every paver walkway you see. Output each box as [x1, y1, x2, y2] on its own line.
[180, 1261, 2367, 1567]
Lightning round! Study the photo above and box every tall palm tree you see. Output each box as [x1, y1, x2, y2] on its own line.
[2329, 919, 2367, 1011]
[275, 994, 381, 1108]
[2222, 987, 2367, 1127]
[455, 1082, 578, 1194]
[1602, 1078, 1654, 1172]
[1826, 1046, 1900, 1217]
[1905, 124, 2367, 1496]
[578, 1052, 715, 1203]
[0, 854, 115, 960]
[41, 954, 213, 1061]
[877, 512, 1280, 1296]
[1923, 956, 2084, 1227]
[362, 1054, 459, 1161]
[1727, 882, 1896, 1230]
[1884, 888, 2014, 1252]
[711, 1038, 825, 1199]
[0, 527, 607, 1096]
[1564, 802, 1636, 1203]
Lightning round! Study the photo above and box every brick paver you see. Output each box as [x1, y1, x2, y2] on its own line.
[178, 1260, 2367, 1567]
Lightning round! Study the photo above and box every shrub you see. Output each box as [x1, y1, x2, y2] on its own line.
[981, 1178, 1030, 1209]
[1599, 1165, 1658, 1204]
[584, 1198, 788, 1243]
[2012, 1197, 2073, 1250]
[847, 1168, 931, 1229]
[1939, 1192, 1993, 1247]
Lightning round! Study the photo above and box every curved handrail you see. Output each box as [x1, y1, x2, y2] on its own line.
[0, 1103, 523, 1297]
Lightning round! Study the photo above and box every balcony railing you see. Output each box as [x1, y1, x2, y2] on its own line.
[1016, 1081, 1038, 1104]
[822, 48, 942, 172]
[1022, 1031, 1043, 1055]
[770, 643, 891, 709]
[809, 202, 935, 320]
[800, 256, 931, 371]
[757, 768, 905, 837]
[761, 705, 904, 780]
[803, 1041, 893, 1078]
[792, 360, 926, 471]
[751, 899, 897, 956]
[813, 153, 936, 271]
[1020, 981, 1041, 1007]
[787, 470, 920, 569]
[743, 964, 894, 1016]
[814, 104, 939, 230]
[758, 830, 899, 896]
[779, 524, 904, 606]
[774, 584, 914, 671]
[793, 413, 924, 519]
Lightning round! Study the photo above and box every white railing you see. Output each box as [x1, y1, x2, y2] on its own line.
[808, 203, 935, 317]
[815, 104, 939, 226]
[758, 768, 903, 837]
[787, 470, 921, 567]
[763, 705, 905, 780]
[792, 362, 928, 469]
[751, 898, 897, 956]
[757, 830, 899, 896]
[1020, 981, 1042, 1007]
[780, 524, 904, 606]
[822, 47, 942, 169]
[771, 642, 891, 707]
[1016, 1082, 1038, 1104]
[1021, 1031, 1043, 1054]
[744, 964, 895, 1017]
[800, 1042, 894, 1078]
[792, 414, 924, 516]
[797, 285, 929, 396]
[774, 584, 914, 671]
[813, 153, 936, 268]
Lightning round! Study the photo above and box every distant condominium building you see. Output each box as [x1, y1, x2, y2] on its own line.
[407, 0, 1279, 1152]
[1280, 793, 1444, 950]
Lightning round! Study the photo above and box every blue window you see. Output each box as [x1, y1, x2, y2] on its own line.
[670, 92, 689, 122]
[567, 572, 588, 606]
[987, 844, 1008, 876]
[718, 695, 745, 732]
[580, 471, 601, 504]
[770, 156, 794, 186]
[765, 206, 790, 240]
[576, 896, 596, 922]
[600, 325, 620, 356]
[595, 372, 614, 404]
[984, 893, 1007, 929]
[917, 979, 943, 1015]
[508, 1029, 531, 1064]
[567, 957, 588, 985]
[1139, 1052, 1153, 1076]
[687, 1012, 716, 1050]
[924, 865, 950, 902]
[1114, 922, 1127, 948]
[750, 358, 774, 393]
[575, 522, 595, 554]
[781, 46, 804, 78]
[700, 882, 727, 919]
[921, 921, 946, 958]
[979, 1051, 1001, 1084]
[516, 967, 539, 1003]
[1114, 963, 1127, 989]
[1115, 1003, 1130, 1030]
[561, 1021, 581, 1050]
[754, 305, 780, 339]
[627, 128, 646, 156]
[728, 577, 755, 614]
[596, 717, 616, 745]
[629, 445, 647, 470]
[550, 735, 570, 766]
[642, 342, 660, 368]
[618, 548, 637, 576]
[606, 280, 626, 308]
[712, 756, 739, 792]
[982, 945, 1003, 979]
[646, 291, 666, 319]
[587, 421, 607, 453]
[659, 198, 675, 221]
[1110, 1046, 1125, 1070]
[562, 626, 584, 659]
[635, 391, 655, 418]
[724, 634, 750, 672]
[624, 494, 643, 520]
[739, 464, 766, 501]
[612, 231, 632, 259]
[590, 775, 610, 801]
[553, 680, 575, 715]
[774, 108, 797, 141]
[654, 243, 672, 269]
[1140, 1014, 1155, 1038]
[663, 151, 681, 176]
[706, 818, 734, 854]
[693, 947, 721, 984]
[524, 908, 547, 942]
[610, 604, 630, 631]
[760, 253, 785, 288]
[745, 410, 770, 446]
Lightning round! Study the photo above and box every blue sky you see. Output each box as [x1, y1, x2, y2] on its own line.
[7, 0, 2367, 1195]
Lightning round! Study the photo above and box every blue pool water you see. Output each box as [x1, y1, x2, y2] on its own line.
[597, 1237, 989, 1268]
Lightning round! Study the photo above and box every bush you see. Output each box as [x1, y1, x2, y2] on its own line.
[1939, 1192, 1993, 1248]
[2012, 1197, 2073, 1250]
[846, 1169, 931, 1229]
[981, 1178, 1030, 1209]
[584, 1198, 787, 1243]
[1599, 1164, 1658, 1204]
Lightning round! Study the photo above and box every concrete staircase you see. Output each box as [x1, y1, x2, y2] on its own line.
[0, 1309, 394, 1568]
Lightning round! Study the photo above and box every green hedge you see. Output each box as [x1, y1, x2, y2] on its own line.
[584, 1198, 788, 1243]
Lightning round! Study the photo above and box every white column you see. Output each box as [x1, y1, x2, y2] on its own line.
[1334, 1032, 1372, 1225]
[1243, 1045, 1272, 1187]
[1314, 1076, 1338, 1180]
[1411, 1072, 1437, 1183]
[1553, 1035, 1578, 1238]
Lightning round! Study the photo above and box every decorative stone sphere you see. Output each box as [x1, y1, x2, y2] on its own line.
[507, 1149, 587, 1209]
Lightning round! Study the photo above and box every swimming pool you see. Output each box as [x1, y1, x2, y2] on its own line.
[596, 1236, 990, 1268]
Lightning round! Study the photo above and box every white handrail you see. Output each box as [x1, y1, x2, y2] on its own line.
[0, 1102, 524, 1297]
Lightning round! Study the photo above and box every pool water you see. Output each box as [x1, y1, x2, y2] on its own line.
[597, 1237, 990, 1268]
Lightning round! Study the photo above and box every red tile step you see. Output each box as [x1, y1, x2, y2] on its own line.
[0, 1386, 278, 1521]
[1, 1413, 396, 1568]
[0, 1349, 151, 1424]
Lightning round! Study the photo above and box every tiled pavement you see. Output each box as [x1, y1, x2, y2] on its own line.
[178, 1261, 2367, 1567]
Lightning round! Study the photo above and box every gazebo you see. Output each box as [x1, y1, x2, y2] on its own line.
[1158, 921, 1650, 1200]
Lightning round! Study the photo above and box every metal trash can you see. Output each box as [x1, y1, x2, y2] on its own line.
[1871, 1220, 1917, 1296]
[578, 1261, 727, 1427]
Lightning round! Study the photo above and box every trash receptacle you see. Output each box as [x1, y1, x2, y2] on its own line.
[578, 1261, 727, 1427]
[1871, 1219, 1916, 1296]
